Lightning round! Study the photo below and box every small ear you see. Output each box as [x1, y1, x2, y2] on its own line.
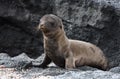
[59, 25, 62, 29]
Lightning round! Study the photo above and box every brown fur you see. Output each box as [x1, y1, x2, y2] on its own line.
[35, 14, 108, 70]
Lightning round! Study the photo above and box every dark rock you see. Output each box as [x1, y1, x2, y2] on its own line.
[54, 0, 120, 68]
[0, 0, 120, 68]
[0, 0, 54, 58]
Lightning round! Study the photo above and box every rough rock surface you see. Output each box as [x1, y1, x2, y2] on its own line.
[0, 0, 120, 67]
[0, 0, 120, 78]
[0, 0, 53, 58]
[0, 53, 120, 79]
[54, 0, 120, 67]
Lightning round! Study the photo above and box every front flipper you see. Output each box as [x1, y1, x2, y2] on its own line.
[65, 51, 75, 69]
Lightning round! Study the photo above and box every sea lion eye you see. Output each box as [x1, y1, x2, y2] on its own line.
[50, 22, 54, 26]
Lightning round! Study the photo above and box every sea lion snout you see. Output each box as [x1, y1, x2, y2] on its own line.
[39, 24, 44, 30]
[37, 22, 43, 30]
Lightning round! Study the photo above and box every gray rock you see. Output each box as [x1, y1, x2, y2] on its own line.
[1, 67, 120, 79]
[0, 53, 120, 79]
[54, 0, 120, 68]
[110, 67, 120, 73]
[0, 53, 11, 59]
[0, 0, 120, 75]
[51, 70, 120, 79]
[11, 53, 34, 61]
[0, 53, 32, 68]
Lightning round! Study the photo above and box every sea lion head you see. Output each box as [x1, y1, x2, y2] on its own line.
[38, 14, 63, 37]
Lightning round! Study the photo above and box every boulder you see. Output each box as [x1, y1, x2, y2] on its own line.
[54, 0, 120, 67]
[0, 0, 53, 58]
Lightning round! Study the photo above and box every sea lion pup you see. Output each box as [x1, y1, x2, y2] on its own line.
[33, 14, 108, 70]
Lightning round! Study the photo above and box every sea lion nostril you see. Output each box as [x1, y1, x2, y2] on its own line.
[40, 25, 44, 29]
